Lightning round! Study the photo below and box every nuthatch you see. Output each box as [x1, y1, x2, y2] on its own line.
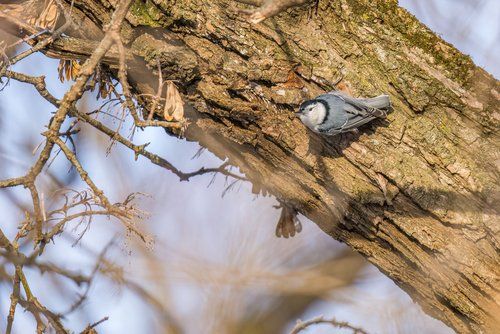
[296, 91, 391, 135]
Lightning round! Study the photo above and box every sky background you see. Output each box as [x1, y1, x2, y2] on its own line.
[0, 1, 498, 333]
[401, 0, 499, 79]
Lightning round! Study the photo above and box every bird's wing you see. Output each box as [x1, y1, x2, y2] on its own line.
[341, 115, 378, 132]
[329, 91, 385, 117]
[316, 114, 377, 135]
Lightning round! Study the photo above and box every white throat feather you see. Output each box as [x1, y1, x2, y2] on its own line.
[308, 102, 327, 126]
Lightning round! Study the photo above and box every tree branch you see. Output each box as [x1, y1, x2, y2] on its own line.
[290, 315, 368, 334]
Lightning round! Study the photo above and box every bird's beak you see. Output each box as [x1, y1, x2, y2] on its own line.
[294, 110, 302, 117]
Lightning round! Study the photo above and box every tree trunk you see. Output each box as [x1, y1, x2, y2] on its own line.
[4, 0, 499, 333]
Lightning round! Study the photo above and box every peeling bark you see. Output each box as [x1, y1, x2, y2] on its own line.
[2, 0, 499, 332]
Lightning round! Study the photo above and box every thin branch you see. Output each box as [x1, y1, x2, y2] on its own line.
[0, 0, 134, 243]
[6, 266, 20, 334]
[148, 60, 165, 121]
[1, 70, 60, 106]
[112, 32, 182, 130]
[0, 177, 26, 188]
[26, 182, 44, 241]
[0, 228, 67, 333]
[290, 315, 369, 334]
[80, 316, 109, 334]
[47, 135, 110, 207]
[0, 1, 137, 331]
[1, 70, 245, 183]
[44, 210, 114, 242]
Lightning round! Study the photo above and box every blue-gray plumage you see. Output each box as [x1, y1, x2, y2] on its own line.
[296, 91, 391, 136]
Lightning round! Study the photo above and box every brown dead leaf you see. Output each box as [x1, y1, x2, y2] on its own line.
[57, 59, 67, 82]
[83, 65, 114, 100]
[163, 81, 184, 122]
[94, 68, 113, 100]
[58, 59, 81, 82]
[29, 0, 59, 30]
[275, 203, 302, 238]
[71, 60, 81, 79]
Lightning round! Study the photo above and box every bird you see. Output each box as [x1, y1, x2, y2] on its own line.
[296, 91, 391, 136]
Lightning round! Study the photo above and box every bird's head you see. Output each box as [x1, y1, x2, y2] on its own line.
[296, 99, 327, 127]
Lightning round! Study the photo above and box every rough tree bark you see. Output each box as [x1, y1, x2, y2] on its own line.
[2, 0, 499, 333]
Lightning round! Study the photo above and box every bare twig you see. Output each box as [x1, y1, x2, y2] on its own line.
[112, 32, 182, 130]
[1, 69, 246, 184]
[148, 60, 165, 121]
[0, 0, 248, 331]
[0, 228, 68, 333]
[80, 316, 109, 334]
[6, 267, 20, 334]
[290, 315, 369, 334]
[0, 1, 137, 331]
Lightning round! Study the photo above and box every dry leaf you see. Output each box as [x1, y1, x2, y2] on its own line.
[64, 60, 71, 80]
[57, 59, 66, 82]
[86, 66, 114, 100]
[58, 59, 81, 82]
[163, 81, 184, 122]
[71, 60, 81, 79]
[94, 68, 113, 100]
[29, 0, 59, 30]
[275, 203, 302, 238]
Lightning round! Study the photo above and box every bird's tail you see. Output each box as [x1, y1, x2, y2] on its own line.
[361, 95, 391, 110]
